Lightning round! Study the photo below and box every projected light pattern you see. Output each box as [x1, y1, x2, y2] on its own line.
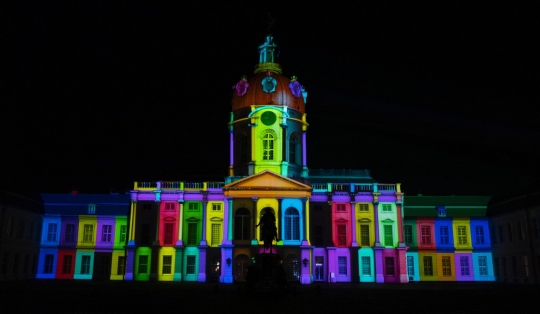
[35, 36, 495, 284]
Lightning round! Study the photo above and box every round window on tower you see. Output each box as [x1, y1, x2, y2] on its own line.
[261, 111, 277, 126]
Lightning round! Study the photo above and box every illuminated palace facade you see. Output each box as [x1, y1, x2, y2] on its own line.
[33, 36, 495, 283]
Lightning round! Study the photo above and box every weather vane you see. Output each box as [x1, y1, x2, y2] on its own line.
[267, 12, 275, 31]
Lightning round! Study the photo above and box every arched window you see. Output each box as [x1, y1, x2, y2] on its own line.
[234, 208, 251, 240]
[284, 207, 300, 241]
[262, 130, 275, 161]
[289, 132, 301, 165]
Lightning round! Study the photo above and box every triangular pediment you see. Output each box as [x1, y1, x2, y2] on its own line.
[223, 170, 312, 192]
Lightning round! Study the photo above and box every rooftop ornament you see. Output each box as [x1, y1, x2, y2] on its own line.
[234, 75, 249, 96]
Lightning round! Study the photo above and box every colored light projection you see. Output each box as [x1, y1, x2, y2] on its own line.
[35, 36, 495, 285]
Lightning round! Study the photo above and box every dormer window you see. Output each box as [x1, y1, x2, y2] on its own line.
[437, 206, 446, 217]
[88, 204, 96, 214]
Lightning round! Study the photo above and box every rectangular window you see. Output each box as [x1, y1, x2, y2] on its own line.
[502, 257, 507, 277]
[186, 255, 196, 274]
[62, 255, 72, 274]
[28, 221, 35, 240]
[361, 256, 371, 276]
[162, 255, 172, 274]
[13, 253, 20, 273]
[423, 256, 433, 276]
[47, 223, 58, 242]
[81, 255, 91, 274]
[141, 224, 150, 245]
[212, 204, 222, 211]
[138, 255, 148, 274]
[460, 256, 470, 276]
[493, 257, 499, 277]
[88, 204, 96, 214]
[188, 203, 199, 211]
[101, 225, 112, 242]
[479, 256, 488, 276]
[338, 256, 347, 275]
[65, 224, 75, 242]
[440, 226, 449, 245]
[403, 225, 412, 244]
[83, 224, 94, 243]
[421, 226, 431, 245]
[2, 253, 9, 274]
[442, 256, 452, 276]
[17, 220, 25, 239]
[359, 204, 369, 212]
[385, 257, 395, 276]
[44, 254, 54, 274]
[165, 202, 175, 211]
[119, 225, 127, 243]
[211, 224, 221, 246]
[523, 255, 529, 277]
[187, 223, 198, 245]
[164, 223, 174, 245]
[384, 225, 393, 247]
[407, 256, 414, 276]
[313, 205, 322, 211]
[457, 226, 467, 245]
[498, 225, 504, 243]
[507, 223, 514, 241]
[491, 226, 497, 244]
[117, 256, 125, 275]
[143, 203, 152, 210]
[360, 225, 370, 246]
[518, 222, 525, 240]
[337, 224, 347, 246]
[336, 204, 346, 212]
[475, 226, 485, 245]
[382, 204, 392, 212]
[23, 254, 29, 274]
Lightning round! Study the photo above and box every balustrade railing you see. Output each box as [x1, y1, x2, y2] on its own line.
[332, 184, 350, 192]
[311, 183, 327, 191]
[184, 182, 203, 189]
[355, 184, 373, 192]
[378, 184, 396, 191]
[207, 182, 224, 189]
[161, 182, 181, 189]
[136, 182, 156, 189]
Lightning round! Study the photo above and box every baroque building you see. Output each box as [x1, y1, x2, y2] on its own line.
[28, 36, 498, 284]
[125, 35, 407, 283]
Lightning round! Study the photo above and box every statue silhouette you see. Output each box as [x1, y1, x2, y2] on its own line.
[256, 211, 278, 253]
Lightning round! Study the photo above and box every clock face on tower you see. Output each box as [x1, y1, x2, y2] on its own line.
[261, 111, 277, 126]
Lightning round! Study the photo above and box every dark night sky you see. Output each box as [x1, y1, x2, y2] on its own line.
[4, 2, 539, 197]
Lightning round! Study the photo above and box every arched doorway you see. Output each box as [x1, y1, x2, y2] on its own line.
[235, 254, 250, 282]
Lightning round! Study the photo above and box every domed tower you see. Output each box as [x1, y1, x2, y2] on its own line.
[228, 35, 309, 180]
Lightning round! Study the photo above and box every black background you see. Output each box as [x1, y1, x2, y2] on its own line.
[4, 2, 539, 197]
